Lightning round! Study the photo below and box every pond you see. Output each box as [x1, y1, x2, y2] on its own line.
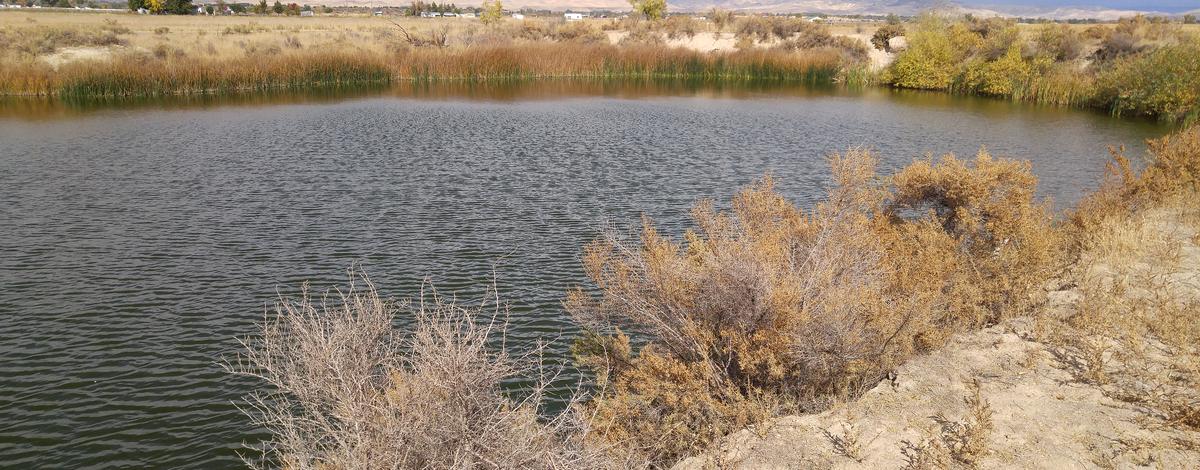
[0, 81, 1169, 468]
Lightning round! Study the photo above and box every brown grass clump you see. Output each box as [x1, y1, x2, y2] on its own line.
[1049, 126, 1200, 432]
[1071, 126, 1200, 237]
[225, 272, 618, 469]
[568, 148, 1059, 465]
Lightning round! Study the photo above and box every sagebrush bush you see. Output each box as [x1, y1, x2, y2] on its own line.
[568, 148, 1059, 465]
[661, 16, 700, 40]
[552, 21, 607, 44]
[888, 150, 1061, 324]
[226, 274, 618, 469]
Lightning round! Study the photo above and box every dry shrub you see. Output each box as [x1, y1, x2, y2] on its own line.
[734, 16, 772, 42]
[619, 21, 664, 46]
[1033, 23, 1085, 61]
[509, 19, 553, 41]
[889, 150, 1061, 325]
[774, 33, 869, 63]
[0, 25, 127, 57]
[706, 8, 734, 33]
[1072, 126, 1200, 236]
[662, 16, 699, 40]
[872, 23, 905, 52]
[569, 148, 1057, 465]
[1053, 126, 1200, 431]
[1092, 31, 1145, 61]
[226, 273, 617, 469]
[552, 21, 607, 44]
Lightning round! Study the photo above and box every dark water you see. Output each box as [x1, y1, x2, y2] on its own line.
[0, 82, 1168, 468]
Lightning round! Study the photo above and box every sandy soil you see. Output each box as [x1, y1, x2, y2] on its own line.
[41, 46, 116, 68]
[675, 208, 1200, 469]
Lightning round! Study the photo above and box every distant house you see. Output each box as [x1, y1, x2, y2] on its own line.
[564, 12, 583, 21]
[511, 13, 524, 19]
[459, 12, 474, 17]
[442, 12, 456, 17]
[373, 10, 382, 16]
[420, 11, 439, 17]
[300, 9, 312, 16]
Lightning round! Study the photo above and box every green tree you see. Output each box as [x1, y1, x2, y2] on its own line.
[479, 0, 501, 25]
[629, 0, 664, 20]
[1185, 14, 1196, 24]
[254, 0, 266, 13]
[127, 0, 146, 10]
[272, 0, 282, 13]
[162, 0, 193, 14]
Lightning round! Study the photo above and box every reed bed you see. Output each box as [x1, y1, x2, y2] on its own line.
[0, 43, 843, 98]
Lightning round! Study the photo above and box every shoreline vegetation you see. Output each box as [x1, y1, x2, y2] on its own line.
[229, 122, 1200, 467]
[886, 13, 1200, 125]
[1, 44, 845, 98]
[2, 10, 1196, 123]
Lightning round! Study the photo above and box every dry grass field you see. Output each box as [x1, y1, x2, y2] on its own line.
[0, 10, 870, 96]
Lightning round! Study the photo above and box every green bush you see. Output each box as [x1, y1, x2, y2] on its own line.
[1095, 41, 1200, 124]
[886, 16, 978, 89]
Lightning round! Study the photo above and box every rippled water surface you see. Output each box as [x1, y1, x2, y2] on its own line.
[0, 83, 1168, 468]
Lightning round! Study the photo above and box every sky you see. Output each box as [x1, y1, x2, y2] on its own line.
[960, 0, 1198, 13]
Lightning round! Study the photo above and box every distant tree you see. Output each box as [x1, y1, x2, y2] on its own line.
[127, 0, 146, 10]
[230, 3, 246, 13]
[215, 0, 224, 12]
[253, 0, 266, 13]
[204, 4, 213, 14]
[285, 1, 297, 14]
[1185, 14, 1197, 24]
[162, 0, 193, 14]
[321, 4, 331, 13]
[271, 0, 282, 13]
[479, 0, 501, 24]
[886, 13, 901, 25]
[629, 0, 664, 20]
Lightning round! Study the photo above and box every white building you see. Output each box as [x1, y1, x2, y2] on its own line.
[564, 12, 584, 21]
[511, 13, 524, 19]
